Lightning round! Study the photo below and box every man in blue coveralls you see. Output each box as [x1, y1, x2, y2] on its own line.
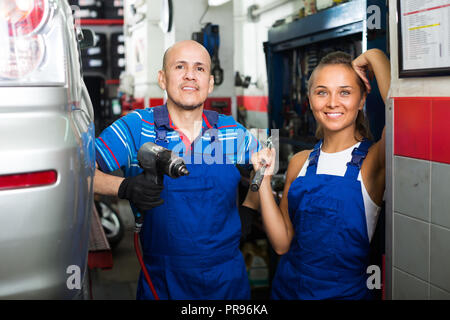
[94, 40, 260, 299]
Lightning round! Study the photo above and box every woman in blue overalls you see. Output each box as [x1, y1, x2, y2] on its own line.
[250, 49, 390, 299]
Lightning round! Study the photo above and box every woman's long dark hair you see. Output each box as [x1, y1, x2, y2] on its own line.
[308, 51, 372, 141]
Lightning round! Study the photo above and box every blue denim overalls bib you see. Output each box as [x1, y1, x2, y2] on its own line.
[136, 109, 250, 300]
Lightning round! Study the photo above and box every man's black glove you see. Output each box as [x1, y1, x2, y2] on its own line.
[118, 173, 164, 212]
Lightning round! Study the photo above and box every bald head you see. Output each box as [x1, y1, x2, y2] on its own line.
[162, 40, 212, 73]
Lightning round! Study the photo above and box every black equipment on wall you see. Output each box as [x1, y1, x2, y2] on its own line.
[69, 0, 104, 19]
[192, 23, 224, 86]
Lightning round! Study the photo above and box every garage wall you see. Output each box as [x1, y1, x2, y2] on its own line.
[172, 0, 235, 98]
[124, 0, 235, 114]
[233, 0, 304, 128]
[386, 0, 450, 300]
[124, 0, 167, 105]
[124, 0, 303, 124]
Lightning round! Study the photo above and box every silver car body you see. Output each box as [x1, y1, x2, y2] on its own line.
[0, 0, 95, 298]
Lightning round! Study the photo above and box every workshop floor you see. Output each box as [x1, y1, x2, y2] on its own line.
[89, 200, 140, 300]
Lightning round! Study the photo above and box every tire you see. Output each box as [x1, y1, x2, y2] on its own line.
[93, 33, 107, 48]
[110, 32, 125, 46]
[111, 67, 125, 79]
[103, 0, 124, 9]
[111, 55, 125, 68]
[82, 32, 106, 57]
[104, 8, 124, 19]
[82, 56, 107, 73]
[73, 7, 103, 19]
[111, 55, 125, 79]
[95, 201, 124, 248]
[110, 43, 125, 56]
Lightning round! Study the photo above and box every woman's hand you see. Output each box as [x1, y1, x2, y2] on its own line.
[352, 52, 375, 94]
[352, 48, 391, 104]
[251, 148, 276, 178]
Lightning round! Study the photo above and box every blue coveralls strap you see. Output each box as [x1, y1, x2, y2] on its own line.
[137, 105, 250, 300]
[272, 138, 374, 300]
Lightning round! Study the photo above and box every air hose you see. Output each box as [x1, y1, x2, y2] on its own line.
[134, 224, 160, 300]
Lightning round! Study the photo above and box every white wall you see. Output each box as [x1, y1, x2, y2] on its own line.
[124, 0, 168, 105]
[124, 0, 235, 109]
[172, 0, 235, 98]
[388, 0, 450, 97]
[234, 0, 304, 96]
[386, 0, 450, 301]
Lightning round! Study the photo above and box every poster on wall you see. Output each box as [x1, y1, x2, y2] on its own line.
[397, 0, 450, 77]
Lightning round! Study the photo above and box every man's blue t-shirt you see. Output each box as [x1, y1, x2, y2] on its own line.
[95, 105, 260, 177]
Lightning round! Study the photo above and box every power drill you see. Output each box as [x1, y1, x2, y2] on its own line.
[134, 142, 189, 226]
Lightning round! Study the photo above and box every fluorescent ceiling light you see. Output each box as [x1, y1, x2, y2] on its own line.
[208, 0, 231, 6]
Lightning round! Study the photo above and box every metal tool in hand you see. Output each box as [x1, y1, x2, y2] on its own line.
[137, 142, 189, 186]
[133, 142, 189, 228]
[250, 136, 273, 192]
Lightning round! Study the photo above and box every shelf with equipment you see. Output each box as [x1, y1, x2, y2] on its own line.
[78, 18, 125, 136]
[267, 1, 366, 53]
[264, 0, 388, 159]
[265, 0, 366, 138]
[78, 18, 125, 81]
[71, 0, 126, 81]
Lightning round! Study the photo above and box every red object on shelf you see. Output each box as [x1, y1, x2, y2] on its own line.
[149, 98, 164, 108]
[105, 79, 120, 85]
[237, 95, 268, 113]
[120, 96, 145, 116]
[80, 19, 124, 25]
[204, 97, 232, 115]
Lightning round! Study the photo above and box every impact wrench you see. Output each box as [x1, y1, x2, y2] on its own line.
[133, 142, 189, 300]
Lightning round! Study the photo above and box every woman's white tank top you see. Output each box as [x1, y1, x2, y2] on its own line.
[297, 142, 381, 242]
